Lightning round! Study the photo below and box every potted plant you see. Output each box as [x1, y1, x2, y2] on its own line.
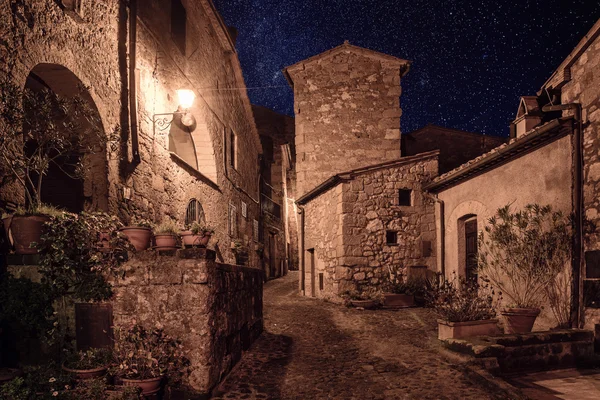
[154, 219, 180, 250]
[0, 79, 108, 254]
[478, 204, 572, 333]
[111, 324, 189, 396]
[180, 222, 213, 248]
[231, 239, 249, 265]
[382, 267, 416, 308]
[341, 288, 382, 310]
[5, 205, 63, 254]
[119, 217, 154, 251]
[433, 275, 500, 340]
[62, 348, 112, 380]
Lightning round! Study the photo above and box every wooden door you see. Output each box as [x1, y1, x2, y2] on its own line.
[465, 219, 478, 282]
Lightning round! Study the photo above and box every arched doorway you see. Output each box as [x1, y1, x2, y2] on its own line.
[458, 214, 478, 282]
[23, 64, 108, 212]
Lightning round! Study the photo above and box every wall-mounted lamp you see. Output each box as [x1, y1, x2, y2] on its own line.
[152, 89, 197, 135]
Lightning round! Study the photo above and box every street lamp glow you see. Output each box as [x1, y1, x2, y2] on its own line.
[177, 89, 195, 110]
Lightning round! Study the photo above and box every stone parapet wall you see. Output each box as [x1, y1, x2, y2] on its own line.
[110, 248, 263, 395]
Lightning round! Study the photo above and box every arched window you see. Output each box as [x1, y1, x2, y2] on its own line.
[185, 199, 205, 227]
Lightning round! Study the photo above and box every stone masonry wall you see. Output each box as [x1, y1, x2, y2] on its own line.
[111, 249, 263, 395]
[0, 0, 263, 267]
[336, 156, 438, 294]
[289, 45, 405, 197]
[303, 155, 438, 301]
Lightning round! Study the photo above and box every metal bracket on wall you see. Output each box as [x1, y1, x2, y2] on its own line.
[152, 112, 184, 136]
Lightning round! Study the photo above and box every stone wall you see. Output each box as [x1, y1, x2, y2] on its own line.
[111, 249, 263, 395]
[286, 43, 408, 197]
[0, 0, 263, 266]
[302, 153, 438, 301]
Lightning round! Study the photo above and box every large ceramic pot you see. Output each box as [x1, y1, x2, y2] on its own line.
[119, 226, 152, 251]
[501, 308, 540, 334]
[62, 364, 108, 380]
[180, 231, 210, 247]
[383, 293, 415, 309]
[437, 319, 500, 340]
[154, 233, 178, 250]
[9, 215, 51, 254]
[122, 376, 163, 395]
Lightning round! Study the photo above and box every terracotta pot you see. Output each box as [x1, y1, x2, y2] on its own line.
[10, 215, 51, 254]
[437, 319, 500, 340]
[62, 364, 108, 380]
[119, 226, 152, 251]
[154, 233, 178, 249]
[383, 293, 415, 308]
[0, 368, 22, 383]
[501, 308, 540, 334]
[2, 216, 13, 248]
[180, 231, 210, 247]
[122, 376, 163, 395]
[350, 299, 378, 309]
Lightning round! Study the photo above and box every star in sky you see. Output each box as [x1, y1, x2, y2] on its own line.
[213, 0, 600, 137]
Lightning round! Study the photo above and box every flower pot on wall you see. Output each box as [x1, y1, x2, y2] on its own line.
[383, 293, 415, 309]
[180, 231, 210, 247]
[501, 308, 540, 334]
[437, 319, 500, 340]
[119, 226, 152, 251]
[154, 233, 178, 250]
[122, 376, 163, 395]
[10, 215, 50, 254]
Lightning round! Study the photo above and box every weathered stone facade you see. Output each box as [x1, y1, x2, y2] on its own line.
[299, 152, 438, 301]
[284, 42, 410, 197]
[0, 0, 263, 266]
[110, 249, 263, 395]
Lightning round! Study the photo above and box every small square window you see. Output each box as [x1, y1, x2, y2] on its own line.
[386, 231, 398, 245]
[398, 189, 412, 206]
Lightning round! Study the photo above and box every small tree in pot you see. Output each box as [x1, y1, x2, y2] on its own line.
[0, 79, 110, 254]
[478, 204, 572, 333]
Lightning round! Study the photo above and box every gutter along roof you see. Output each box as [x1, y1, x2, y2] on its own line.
[424, 118, 574, 193]
[296, 150, 439, 206]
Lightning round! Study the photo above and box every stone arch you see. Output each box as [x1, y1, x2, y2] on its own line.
[445, 200, 490, 279]
[24, 63, 109, 212]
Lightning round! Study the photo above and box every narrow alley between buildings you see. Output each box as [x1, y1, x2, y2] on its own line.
[212, 272, 512, 400]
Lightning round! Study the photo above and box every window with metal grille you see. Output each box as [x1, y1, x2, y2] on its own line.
[185, 199, 205, 227]
[398, 189, 412, 206]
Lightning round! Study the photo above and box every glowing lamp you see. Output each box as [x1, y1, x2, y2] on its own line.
[177, 89, 195, 110]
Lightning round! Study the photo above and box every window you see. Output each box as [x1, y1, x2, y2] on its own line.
[228, 203, 238, 237]
[386, 231, 398, 245]
[241, 201, 247, 219]
[229, 130, 238, 169]
[398, 189, 412, 206]
[185, 199, 205, 227]
[171, 0, 187, 54]
[253, 219, 259, 242]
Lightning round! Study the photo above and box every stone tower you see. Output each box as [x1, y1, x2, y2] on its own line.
[283, 41, 411, 197]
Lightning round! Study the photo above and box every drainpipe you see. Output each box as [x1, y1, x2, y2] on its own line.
[298, 206, 305, 295]
[433, 196, 445, 278]
[542, 102, 583, 328]
[129, 0, 140, 164]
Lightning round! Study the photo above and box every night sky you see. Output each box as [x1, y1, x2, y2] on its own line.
[213, 0, 600, 137]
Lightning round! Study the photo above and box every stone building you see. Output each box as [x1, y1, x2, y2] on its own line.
[402, 124, 506, 174]
[426, 18, 600, 333]
[252, 105, 298, 279]
[0, 0, 266, 395]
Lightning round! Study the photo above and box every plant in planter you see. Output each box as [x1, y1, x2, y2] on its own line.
[341, 288, 383, 310]
[181, 222, 214, 248]
[111, 324, 189, 396]
[62, 348, 112, 380]
[478, 203, 572, 333]
[119, 217, 154, 251]
[5, 204, 64, 255]
[432, 275, 500, 340]
[382, 267, 416, 308]
[0, 79, 109, 254]
[231, 239, 249, 265]
[154, 219, 180, 250]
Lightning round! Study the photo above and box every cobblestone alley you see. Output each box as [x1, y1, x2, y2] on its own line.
[212, 272, 515, 400]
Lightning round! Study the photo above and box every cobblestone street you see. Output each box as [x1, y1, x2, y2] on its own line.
[212, 272, 513, 400]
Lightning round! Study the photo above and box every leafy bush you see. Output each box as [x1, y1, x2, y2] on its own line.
[478, 203, 572, 310]
[63, 348, 112, 370]
[432, 276, 499, 322]
[111, 324, 189, 383]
